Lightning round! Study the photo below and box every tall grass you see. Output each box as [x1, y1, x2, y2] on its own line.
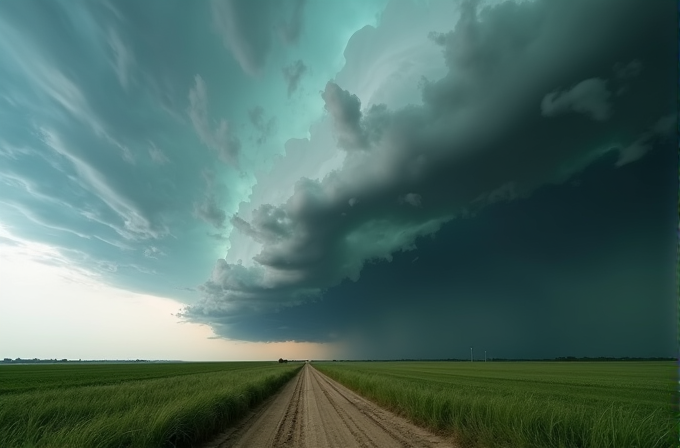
[0, 362, 274, 394]
[0, 363, 301, 448]
[315, 362, 675, 448]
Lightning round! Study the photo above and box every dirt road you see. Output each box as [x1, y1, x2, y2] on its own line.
[204, 363, 456, 448]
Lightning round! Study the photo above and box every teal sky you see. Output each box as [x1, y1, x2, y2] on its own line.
[0, 0, 391, 297]
[0, 0, 675, 360]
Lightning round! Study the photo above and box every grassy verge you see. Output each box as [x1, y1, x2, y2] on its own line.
[315, 361, 675, 448]
[0, 362, 301, 448]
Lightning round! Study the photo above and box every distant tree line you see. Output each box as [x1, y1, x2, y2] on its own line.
[1, 358, 171, 364]
[3, 358, 70, 364]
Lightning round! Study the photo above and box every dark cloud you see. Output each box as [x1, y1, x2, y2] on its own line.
[321, 81, 366, 149]
[199, 148, 677, 358]
[248, 106, 276, 145]
[541, 78, 612, 121]
[182, 0, 676, 345]
[231, 204, 294, 245]
[400, 193, 422, 207]
[616, 114, 675, 166]
[282, 60, 308, 97]
[211, 0, 307, 75]
[614, 59, 643, 80]
[612, 59, 644, 97]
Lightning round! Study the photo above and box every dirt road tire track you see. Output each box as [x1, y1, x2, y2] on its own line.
[202, 364, 457, 448]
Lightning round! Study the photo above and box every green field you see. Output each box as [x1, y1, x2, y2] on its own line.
[0, 362, 301, 448]
[315, 361, 676, 448]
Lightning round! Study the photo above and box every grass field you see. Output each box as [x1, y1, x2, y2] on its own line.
[315, 361, 676, 448]
[0, 362, 301, 448]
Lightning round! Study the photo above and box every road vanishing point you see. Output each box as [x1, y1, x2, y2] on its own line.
[203, 363, 457, 448]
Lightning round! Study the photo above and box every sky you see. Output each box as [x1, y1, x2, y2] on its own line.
[0, 0, 676, 361]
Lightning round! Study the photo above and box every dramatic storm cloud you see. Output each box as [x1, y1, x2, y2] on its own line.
[182, 0, 675, 353]
[1, 0, 675, 360]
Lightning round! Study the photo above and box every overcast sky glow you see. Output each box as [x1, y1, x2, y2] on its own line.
[0, 0, 676, 360]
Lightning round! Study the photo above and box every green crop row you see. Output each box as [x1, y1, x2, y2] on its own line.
[0, 362, 271, 395]
[314, 361, 676, 448]
[0, 362, 301, 448]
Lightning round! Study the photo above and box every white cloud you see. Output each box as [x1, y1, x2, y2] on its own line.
[148, 141, 170, 165]
[41, 128, 166, 240]
[334, 0, 454, 110]
[107, 28, 133, 91]
[144, 246, 165, 259]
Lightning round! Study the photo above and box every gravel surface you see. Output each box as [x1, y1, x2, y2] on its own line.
[203, 363, 458, 448]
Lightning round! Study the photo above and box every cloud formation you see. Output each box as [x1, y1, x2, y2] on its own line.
[188, 75, 241, 166]
[194, 171, 227, 229]
[211, 0, 308, 75]
[401, 193, 422, 207]
[541, 78, 612, 121]
[182, 0, 675, 340]
[0, 0, 673, 357]
[282, 60, 308, 96]
[278, 0, 307, 45]
[0, 0, 396, 306]
[616, 114, 675, 167]
[248, 106, 276, 145]
[194, 196, 227, 229]
[321, 81, 367, 149]
[148, 142, 170, 165]
[107, 29, 134, 91]
[614, 59, 643, 80]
